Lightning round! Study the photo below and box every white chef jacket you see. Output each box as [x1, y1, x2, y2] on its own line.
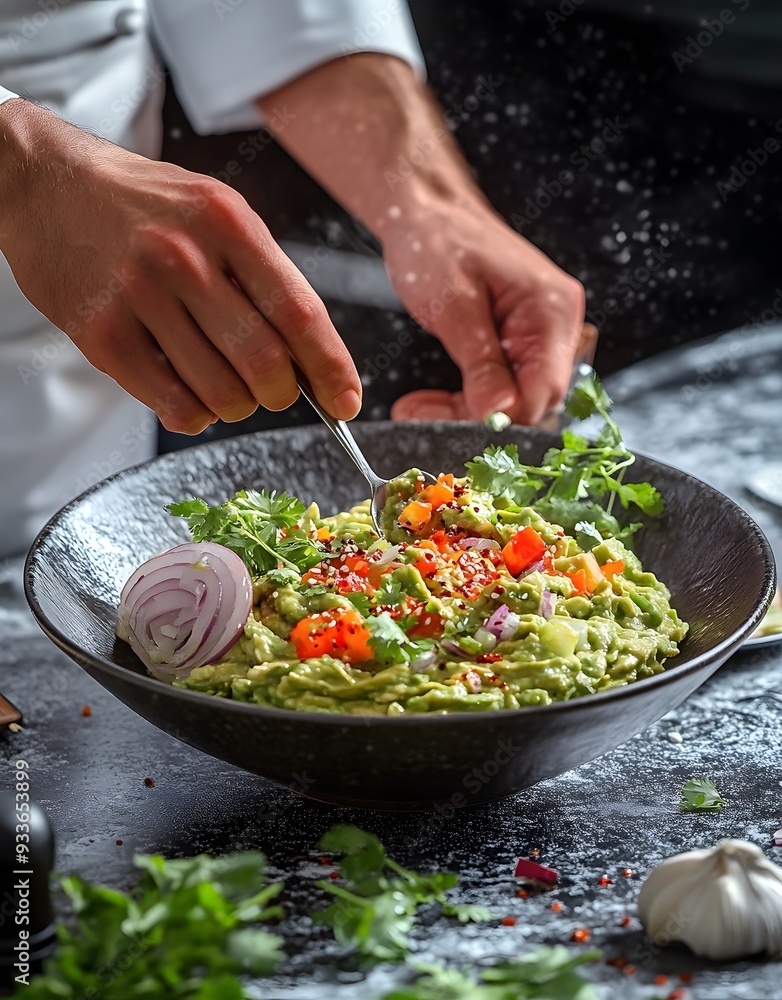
[0, 1, 424, 558]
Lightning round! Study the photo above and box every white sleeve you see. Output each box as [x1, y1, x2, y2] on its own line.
[147, 0, 426, 136]
[0, 85, 18, 106]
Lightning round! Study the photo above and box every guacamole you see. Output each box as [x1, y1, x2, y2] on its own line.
[174, 468, 688, 715]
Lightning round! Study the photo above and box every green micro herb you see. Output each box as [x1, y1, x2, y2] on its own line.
[379, 946, 602, 1000]
[680, 777, 726, 812]
[466, 372, 663, 540]
[315, 825, 492, 962]
[167, 489, 324, 577]
[17, 852, 283, 999]
[366, 612, 435, 667]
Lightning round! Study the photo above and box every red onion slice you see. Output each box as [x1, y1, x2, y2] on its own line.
[457, 537, 500, 551]
[474, 627, 498, 653]
[483, 604, 511, 638]
[410, 650, 437, 672]
[375, 544, 402, 566]
[498, 612, 520, 642]
[117, 542, 253, 682]
[538, 591, 557, 620]
[441, 638, 469, 659]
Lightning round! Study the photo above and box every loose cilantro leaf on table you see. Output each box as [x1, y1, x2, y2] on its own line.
[680, 777, 726, 812]
[379, 946, 602, 1000]
[18, 852, 283, 999]
[167, 489, 324, 577]
[316, 825, 492, 962]
[466, 373, 663, 540]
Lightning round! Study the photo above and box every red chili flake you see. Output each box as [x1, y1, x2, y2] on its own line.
[115, 839, 123, 846]
[81, 705, 92, 717]
[622, 965, 636, 976]
[551, 901, 563, 912]
[606, 957, 627, 968]
[143, 777, 155, 788]
[597, 875, 614, 886]
[679, 973, 694, 984]
[328, 871, 340, 880]
[318, 856, 331, 865]
[773, 827, 782, 847]
[514, 859, 558, 883]
[654, 975, 669, 986]
[501, 916, 516, 926]
[620, 915, 632, 927]
[516, 889, 528, 898]
[570, 928, 590, 944]
[621, 868, 633, 877]
[668, 991, 687, 1000]
[476, 653, 502, 663]
[529, 849, 540, 857]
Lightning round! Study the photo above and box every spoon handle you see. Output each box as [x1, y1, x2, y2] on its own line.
[291, 361, 385, 490]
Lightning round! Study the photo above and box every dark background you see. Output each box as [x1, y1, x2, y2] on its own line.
[159, 0, 781, 451]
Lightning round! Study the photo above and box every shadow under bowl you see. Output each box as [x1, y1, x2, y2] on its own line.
[25, 423, 776, 809]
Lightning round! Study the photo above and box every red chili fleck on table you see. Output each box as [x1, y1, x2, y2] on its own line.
[328, 871, 340, 880]
[570, 928, 590, 944]
[529, 848, 540, 857]
[501, 916, 516, 926]
[516, 889, 528, 898]
[622, 965, 636, 976]
[620, 915, 632, 927]
[622, 868, 633, 877]
[318, 856, 331, 865]
[551, 901, 563, 912]
[143, 777, 155, 788]
[654, 975, 669, 987]
[115, 839, 123, 846]
[597, 875, 614, 886]
[81, 705, 92, 717]
[667, 991, 686, 1000]
[679, 973, 694, 984]
[605, 957, 627, 968]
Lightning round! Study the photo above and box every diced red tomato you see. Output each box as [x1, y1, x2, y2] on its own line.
[398, 500, 432, 532]
[502, 527, 547, 576]
[290, 609, 373, 663]
[407, 611, 445, 638]
[413, 554, 438, 578]
[423, 474, 455, 510]
[430, 528, 464, 553]
[602, 559, 625, 579]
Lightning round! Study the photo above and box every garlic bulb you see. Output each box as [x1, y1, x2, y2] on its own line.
[638, 839, 782, 961]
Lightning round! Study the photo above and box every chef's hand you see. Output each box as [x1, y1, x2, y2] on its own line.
[0, 100, 361, 433]
[381, 197, 584, 424]
[257, 54, 584, 425]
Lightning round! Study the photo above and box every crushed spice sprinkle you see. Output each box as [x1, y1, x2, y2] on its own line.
[516, 889, 528, 899]
[143, 777, 155, 788]
[81, 705, 92, 717]
[621, 868, 633, 877]
[570, 928, 590, 944]
[597, 875, 614, 886]
[620, 915, 632, 927]
[501, 916, 517, 927]
[551, 901, 563, 912]
[655, 975, 669, 986]
[115, 839, 123, 846]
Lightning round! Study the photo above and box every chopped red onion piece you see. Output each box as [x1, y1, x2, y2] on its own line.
[522, 558, 546, 576]
[514, 858, 559, 883]
[483, 604, 511, 639]
[498, 612, 520, 642]
[457, 537, 500, 551]
[410, 650, 436, 672]
[474, 627, 498, 653]
[117, 541, 252, 682]
[441, 638, 469, 658]
[773, 828, 782, 847]
[538, 591, 557, 620]
[375, 544, 402, 566]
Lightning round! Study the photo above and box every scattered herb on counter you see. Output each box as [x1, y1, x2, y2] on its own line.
[167, 489, 324, 576]
[679, 777, 726, 812]
[466, 372, 664, 539]
[17, 852, 283, 1000]
[377, 945, 602, 1000]
[315, 824, 493, 962]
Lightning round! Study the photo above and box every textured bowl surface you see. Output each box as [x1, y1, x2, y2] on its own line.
[25, 423, 776, 809]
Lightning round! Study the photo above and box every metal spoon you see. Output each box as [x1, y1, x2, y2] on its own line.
[292, 362, 435, 537]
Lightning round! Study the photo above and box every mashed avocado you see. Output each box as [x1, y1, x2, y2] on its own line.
[175, 467, 688, 715]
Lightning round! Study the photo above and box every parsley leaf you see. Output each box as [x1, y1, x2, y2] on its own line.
[468, 373, 662, 540]
[20, 852, 283, 999]
[167, 489, 323, 577]
[379, 946, 602, 999]
[680, 777, 726, 812]
[366, 612, 434, 667]
[316, 825, 490, 963]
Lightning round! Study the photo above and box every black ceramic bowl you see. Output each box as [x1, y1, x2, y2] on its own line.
[25, 423, 775, 809]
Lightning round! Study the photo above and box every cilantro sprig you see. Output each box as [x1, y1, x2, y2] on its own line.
[167, 489, 324, 577]
[379, 946, 602, 1000]
[466, 373, 663, 540]
[19, 852, 283, 999]
[679, 777, 726, 812]
[366, 611, 435, 667]
[316, 825, 492, 962]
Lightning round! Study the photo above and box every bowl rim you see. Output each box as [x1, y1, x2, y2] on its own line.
[24, 421, 778, 727]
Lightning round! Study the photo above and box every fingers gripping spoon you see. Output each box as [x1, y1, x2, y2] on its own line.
[291, 362, 435, 538]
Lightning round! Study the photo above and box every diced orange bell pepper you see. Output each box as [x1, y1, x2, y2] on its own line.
[407, 611, 445, 638]
[502, 526, 547, 576]
[413, 552, 438, 577]
[601, 559, 625, 580]
[290, 609, 373, 663]
[565, 569, 589, 596]
[423, 474, 455, 511]
[316, 526, 332, 541]
[398, 500, 432, 532]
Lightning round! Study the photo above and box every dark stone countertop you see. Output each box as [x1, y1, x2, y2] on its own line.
[1, 327, 781, 999]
